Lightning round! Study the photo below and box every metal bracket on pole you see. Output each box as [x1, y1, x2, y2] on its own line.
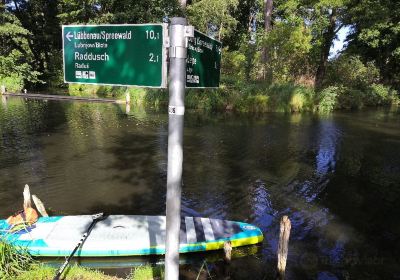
[165, 18, 193, 280]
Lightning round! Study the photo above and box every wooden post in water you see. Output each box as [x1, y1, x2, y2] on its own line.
[23, 184, 32, 209]
[1, 85, 5, 94]
[277, 216, 291, 280]
[223, 241, 232, 262]
[32, 195, 49, 217]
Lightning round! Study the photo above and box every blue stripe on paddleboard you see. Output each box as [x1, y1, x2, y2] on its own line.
[0, 220, 8, 230]
[22, 226, 262, 257]
[24, 245, 208, 257]
[38, 216, 62, 223]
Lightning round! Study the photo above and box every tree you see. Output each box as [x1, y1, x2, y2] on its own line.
[345, 0, 400, 90]
[0, 2, 41, 91]
[179, 0, 186, 10]
[187, 0, 239, 40]
[58, 0, 182, 25]
[282, 0, 349, 89]
[268, 0, 348, 88]
[5, 0, 61, 88]
[261, 0, 273, 79]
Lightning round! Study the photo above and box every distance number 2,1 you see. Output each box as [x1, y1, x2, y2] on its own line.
[149, 53, 159, 63]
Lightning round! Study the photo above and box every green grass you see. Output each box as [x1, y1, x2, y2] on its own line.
[129, 265, 164, 280]
[0, 239, 35, 279]
[1, 239, 164, 280]
[14, 264, 164, 280]
[54, 80, 400, 113]
[15, 264, 121, 280]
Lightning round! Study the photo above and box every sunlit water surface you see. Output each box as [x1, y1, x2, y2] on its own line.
[1, 96, 399, 279]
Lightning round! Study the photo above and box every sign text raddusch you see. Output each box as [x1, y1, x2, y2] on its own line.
[62, 24, 166, 88]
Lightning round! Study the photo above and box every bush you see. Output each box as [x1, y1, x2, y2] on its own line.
[68, 84, 127, 98]
[186, 88, 227, 111]
[0, 74, 24, 92]
[336, 88, 365, 110]
[388, 89, 400, 105]
[221, 48, 247, 81]
[266, 83, 314, 112]
[318, 86, 339, 113]
[326, 55, 380, 89]
[366, 83, 391, 106]
[135, 88, 168, 108]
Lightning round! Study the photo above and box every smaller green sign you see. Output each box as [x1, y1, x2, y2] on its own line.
[63, 24, 166, 88]
[186, 30, 222, 88]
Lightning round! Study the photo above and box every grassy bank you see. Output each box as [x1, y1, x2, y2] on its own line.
[66, 81, 399, 114]
[5, 78, 398, 113]
[15, 264, 163, 280]
[0, 240, 163, 280]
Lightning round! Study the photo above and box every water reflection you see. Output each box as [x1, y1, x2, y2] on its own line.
[315, 119, 340, 176]
[0, 98, 399, 279]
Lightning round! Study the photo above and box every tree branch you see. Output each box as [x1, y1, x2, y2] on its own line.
[334, 23, 345, 35]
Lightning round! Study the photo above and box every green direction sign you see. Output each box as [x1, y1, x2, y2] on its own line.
[63, 24, 166, 88]
[186, 30, 222, 88]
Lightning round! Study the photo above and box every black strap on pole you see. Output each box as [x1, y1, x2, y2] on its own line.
[53, 213, 105, 280]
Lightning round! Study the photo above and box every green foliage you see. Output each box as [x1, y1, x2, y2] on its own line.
[365, 83, 397, 106]
[130, 265, 164, 280]
[0, 74, 24, 92]
[187, 0, 239, 40]
[236, 94, 269, 113]
[318, 86, 339, 113]
[326, 55, 380, 89]
[0, 239, 35, 279]
[0, 0, 397, 111]
[128, 88, 168, 108]
[186, 88, 228, 111]
[0, 8, 42, 90]
[261, 21, 313, 82]
[58, 0, 182, 25]
[221, 47, 247, 81]
[15, 264, 121, 280]
[336, 88, 365, 110]
[0, 9, 30, 55]
[68, 84, 126, 98]
[346, 0, 400, 89]
[265, 83, 315, 112]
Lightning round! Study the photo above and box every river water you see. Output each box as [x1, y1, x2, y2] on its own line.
[0, 96, 399, 279]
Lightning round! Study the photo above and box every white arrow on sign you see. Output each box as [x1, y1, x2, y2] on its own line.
[66, 31, 73, 42]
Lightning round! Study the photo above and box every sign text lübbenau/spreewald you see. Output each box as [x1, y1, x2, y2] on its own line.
[63, 24, 166, 87]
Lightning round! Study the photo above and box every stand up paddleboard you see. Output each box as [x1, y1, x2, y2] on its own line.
[0, 215, 263, 257]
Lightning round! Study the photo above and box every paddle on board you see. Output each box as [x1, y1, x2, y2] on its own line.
[53, 212, 105, 280]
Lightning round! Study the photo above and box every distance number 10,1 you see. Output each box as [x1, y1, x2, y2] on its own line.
[145, 30, 160, 40]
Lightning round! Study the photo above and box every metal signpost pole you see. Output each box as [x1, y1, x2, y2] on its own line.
[165, 17, 192, 280]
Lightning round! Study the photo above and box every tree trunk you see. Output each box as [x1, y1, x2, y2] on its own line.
[262, 0, 273, 80]
[315, 8, 337, 90]
[264, 0, 273, 33]
[179, 0, 186, 10]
